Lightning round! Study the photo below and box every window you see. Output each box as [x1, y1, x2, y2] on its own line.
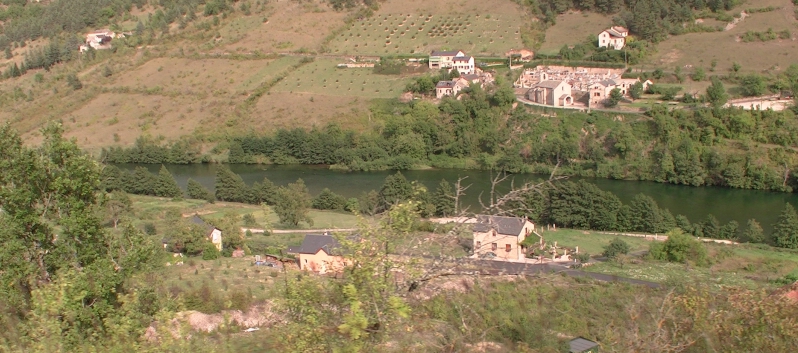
[491, 243, 497, 251]
[476, 241, 481, 249]
[505, 244, 511, 252]
[492, 230, 496, 237]
[304, 259, 308, 264]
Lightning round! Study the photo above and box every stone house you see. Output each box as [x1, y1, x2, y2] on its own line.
[598, 26, 629, 50]
[526, 80, 573, 107]
[435, 78, 470, 99]
[190, 215, 223, 251]
[589, 80, 618, 106]
[296, 234, 350, 274]
[472, 215, 536, 261]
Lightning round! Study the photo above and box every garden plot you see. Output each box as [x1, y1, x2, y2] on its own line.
[271, 58, 411, 99]
[328, 12, 524, 56]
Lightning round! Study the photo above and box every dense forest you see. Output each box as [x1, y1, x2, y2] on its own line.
[103, 76, 798, 193]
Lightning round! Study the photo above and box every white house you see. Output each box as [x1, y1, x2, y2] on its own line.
[191, 215, 223, 251]
[598, 26, 629, 50]
[451, 55, 475, 75]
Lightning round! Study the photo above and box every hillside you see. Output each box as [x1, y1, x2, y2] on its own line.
[0, 0, 795, 154]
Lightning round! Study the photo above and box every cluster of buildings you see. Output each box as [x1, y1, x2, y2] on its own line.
[516, 65, 652, 107]
[428, 49, 494, 99]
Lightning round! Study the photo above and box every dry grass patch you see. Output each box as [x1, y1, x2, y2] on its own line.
[253, 92, 370, 132]
[539, 11, 612, 54]
[58, 93, 224, 149]
[111, 57, 296, 94]
[646, 6, 798, 72]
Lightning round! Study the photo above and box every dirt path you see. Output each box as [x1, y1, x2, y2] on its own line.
[725, 11, 748, 31]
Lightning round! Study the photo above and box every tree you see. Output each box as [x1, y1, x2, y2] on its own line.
[127, 166, 157, 195]
[215, 166, 247, 202]
[719, 220, 739, 240]
[313, 188, 347, 210]
[675, 214, 693, 234]
[603, 238, 630, 258]
[0, 123, 156, 345]
[741, 219, 765, 243]
[274, 179, 313, 226]
[648, 229, 709, 266]
[629, 81, 644, 99]
[101, 190, 132, 228]
[154, 165, 182, 198]
[701, 214, 721, 239]
[186, 178, 214, 202]
[358, 190, 380, 216]
[706, 77, 728, 108]
[4, 47, 12, 59]
[604, 88, 623, 107]
[433, 179, 456, 217]
[691, 67, 706, 81]
[99, 164, 125, 191]
[772, 203, 798, 249]
[66, 73, 82, 90]
[102, 66, 112, 77]
[378, 172, 413, 210]
[739, 74, 767, 97]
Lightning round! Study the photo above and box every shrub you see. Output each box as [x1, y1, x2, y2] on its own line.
[243, 213, 258, 227]
[648, 229, 709, 266]
[202, 242, 220, 260]
[66, 74, 83, 90]
[602, 238, 630, 258]
[144, 222, 157, 235]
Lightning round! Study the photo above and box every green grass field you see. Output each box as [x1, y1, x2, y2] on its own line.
[328, 13, 523, 56]
[272, 58, 411, 98]
[130, 195, 361, 230]
[539, 228, 655, 255]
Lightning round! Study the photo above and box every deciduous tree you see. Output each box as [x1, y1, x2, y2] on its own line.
[274, 179, 313, 226]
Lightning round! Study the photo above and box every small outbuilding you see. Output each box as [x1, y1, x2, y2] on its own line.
[569, 337, 599, 353]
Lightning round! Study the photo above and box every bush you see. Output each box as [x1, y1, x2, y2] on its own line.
[66, 74, 83, 90]
[312, 188, 347, 210]
[202, 242, 220, 260]
[144, 222, 157, 235]
[648, 229, 709, 266]
[243, 213, 258, 227]
[602, 238, 630, 258]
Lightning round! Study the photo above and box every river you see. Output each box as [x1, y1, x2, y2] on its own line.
[119, 164, 798, 232]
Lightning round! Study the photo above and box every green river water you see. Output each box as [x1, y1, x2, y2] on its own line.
[120, 164, 798, 233]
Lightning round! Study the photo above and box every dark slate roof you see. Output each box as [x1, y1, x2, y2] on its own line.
[452, 56, 472, 62]
[462, 74, 480, 81]
[190, 215, 214, 229]
[473, 215, 529, 235]
[297, 234, 341, 255]
[430, 50, 463, 56]
[569, 337, 599, 353]
[533, 80, 566, 89]
[286, 246, 301, 254]
[436, 80, 456, 88]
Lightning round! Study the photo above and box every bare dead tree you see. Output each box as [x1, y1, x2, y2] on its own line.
[452, 176, 471, 216]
